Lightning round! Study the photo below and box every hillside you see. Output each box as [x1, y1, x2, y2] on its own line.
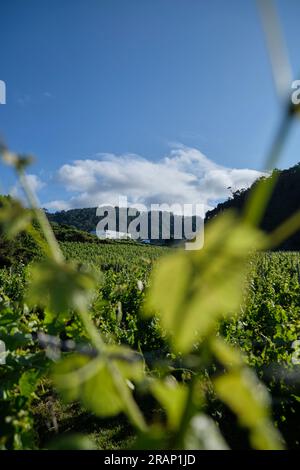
[48, 163, 300, 249]
[206, 163, 300, 250]
[47, 206, 201, 245]
[0, 196, 138, 268]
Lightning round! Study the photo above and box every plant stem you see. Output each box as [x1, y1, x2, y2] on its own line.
[18, 164, 148, 434]
[19, 170, 64, 264]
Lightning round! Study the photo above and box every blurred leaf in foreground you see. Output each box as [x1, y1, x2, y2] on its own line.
[0, 196, 32, 239]
[185, 414, 229, 450]
[53, 347, 144, 418]
[151, 376, 188, 430]
[212, 337, 283, 450]
[27, 259, 96, 320]
[145, 212, 267, 353]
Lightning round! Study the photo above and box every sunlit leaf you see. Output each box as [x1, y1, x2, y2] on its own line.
[27, 259, 96, 318]
[151, 376, 188, 429]
[145, 253, 192, 333]
[214, 369, 269, 426]
[146, 212, 267, 353]
[19, 370, 40, 398]
[210, 337, 245, 368]
[214, 369, 283, 449]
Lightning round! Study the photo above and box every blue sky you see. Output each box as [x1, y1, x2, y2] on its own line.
[1, 0, 300, 211]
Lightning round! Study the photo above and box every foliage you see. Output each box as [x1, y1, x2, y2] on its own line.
[221, 252, 300, 447]
[0, 291, 47, 449]
[206, 163, 300, 250]
[0, 196, 41, 268]
[47, 206, 199, 246]
[1, 146, 300, 450]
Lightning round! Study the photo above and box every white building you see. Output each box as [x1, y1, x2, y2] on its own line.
[95, 229, 132, 240]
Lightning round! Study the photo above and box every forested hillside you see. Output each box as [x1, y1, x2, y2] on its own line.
[206, 163, 300, 250]
[47, 206, 200, 244]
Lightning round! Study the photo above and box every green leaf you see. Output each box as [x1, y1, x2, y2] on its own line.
[53, 347, 144, 418]
[27, 259, 96, 318]
[19, 370, 40, 398]
[151, 376, 188, 430]
[145, 253, 192, 333]
[210, 337, 245, 368]
[146, 212, 266, 353]
[214, 369, 283, 449]
[214, 369, 269, 427]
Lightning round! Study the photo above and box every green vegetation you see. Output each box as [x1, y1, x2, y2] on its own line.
[1, 147, 300, 451]
[47, 206, 101, 233]
[47, 206, 200, 246]
[1, 224, 300, 448]
[0, 196, 41, 268]
[221, 252, 300, 447]
[206, 163, 300, 250]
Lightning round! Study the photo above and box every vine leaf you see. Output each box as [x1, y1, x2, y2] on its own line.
[151, 377, 188, 430]
[27, 260, 96, 319]
[211, 337, 283, 450]
[53, 347, 144, 418]
[146, 212, 267, 353]
[19, 369, 40, 398]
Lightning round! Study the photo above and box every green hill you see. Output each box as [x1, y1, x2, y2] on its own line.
[206, 163, 300, 250]
[47, 206, 201, 245]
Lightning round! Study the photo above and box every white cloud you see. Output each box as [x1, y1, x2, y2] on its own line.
[44, 145, 266, 213]
[26, 174, 46, 193]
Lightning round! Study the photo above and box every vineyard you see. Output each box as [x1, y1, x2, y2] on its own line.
[0, 226, 299, 448]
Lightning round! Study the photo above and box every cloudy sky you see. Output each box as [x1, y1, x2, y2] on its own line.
[1, 0, 300, 212]
[38, 145, 265, 212]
